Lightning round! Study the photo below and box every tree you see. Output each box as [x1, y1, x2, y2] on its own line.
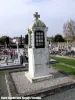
[63, 19, 75, 37]
[20, 35, 23, 47]
[54, 34, 65, 42]
[47, 36, 55, 43]
[24, 34, 28, 45]
[0, 36, 9, 47]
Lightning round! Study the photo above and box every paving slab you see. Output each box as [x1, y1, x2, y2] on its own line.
[0, 64, 28, 71]
[0, 58, 23, 70]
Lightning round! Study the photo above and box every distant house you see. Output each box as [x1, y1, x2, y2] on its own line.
[12, 37, 24, 44]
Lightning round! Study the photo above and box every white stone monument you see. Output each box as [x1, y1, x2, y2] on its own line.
[25, 12, 53, 83]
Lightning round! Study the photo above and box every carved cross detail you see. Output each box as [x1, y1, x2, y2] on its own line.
[34, 12, 40, 20]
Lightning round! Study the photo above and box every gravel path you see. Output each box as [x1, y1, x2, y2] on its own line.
[43, 88, 75, 100]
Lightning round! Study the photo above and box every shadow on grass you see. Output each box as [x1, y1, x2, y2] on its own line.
[51, 62, 75, 75]
[58, 70, 69, 76]
[50, 71, 67, 79]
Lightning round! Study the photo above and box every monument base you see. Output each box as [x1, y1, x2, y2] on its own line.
[25, 72, 53, 83]
[5, 71, 75, 97]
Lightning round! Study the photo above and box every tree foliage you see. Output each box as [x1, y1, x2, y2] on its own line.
[20, 35, 23, 47]
[0, 36, 9, 47]
[54, 34, 65, 42]
[24, 34, 28, 44]
[47, 36, 54, 43]
[63, 19, 75, 37]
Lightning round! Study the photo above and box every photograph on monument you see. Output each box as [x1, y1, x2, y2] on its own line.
[0, 0, 75, 100]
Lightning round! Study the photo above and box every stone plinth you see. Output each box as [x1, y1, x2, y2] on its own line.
[25, 72, 53, 83]
[5, 71, 75, 97]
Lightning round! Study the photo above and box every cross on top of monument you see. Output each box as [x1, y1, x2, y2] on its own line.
[34, 12, 40, 20]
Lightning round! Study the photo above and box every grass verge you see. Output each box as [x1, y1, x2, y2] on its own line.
[51, 63, 75, 75]
[50, 55, 75, 66]
[0, 71, 5, 75]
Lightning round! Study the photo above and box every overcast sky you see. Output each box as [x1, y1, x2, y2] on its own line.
[0, 0, 75, 37]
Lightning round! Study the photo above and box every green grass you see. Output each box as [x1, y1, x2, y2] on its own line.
[0, 71, 5, 75]
[51, 63, 75, 75]
[50, 55, 75, 66]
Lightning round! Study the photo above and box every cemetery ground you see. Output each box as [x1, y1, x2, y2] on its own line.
[0, 60, 75, 98]
[0, 54, 75, 98]
[50, 55, 75, 75]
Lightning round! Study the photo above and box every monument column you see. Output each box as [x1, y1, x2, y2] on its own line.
[25, 12, 53, 83]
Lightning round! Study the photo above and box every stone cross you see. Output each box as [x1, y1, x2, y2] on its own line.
[34, 12, 40, 20]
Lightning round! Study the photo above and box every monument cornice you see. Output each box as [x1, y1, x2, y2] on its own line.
[32, 27, 48, 32]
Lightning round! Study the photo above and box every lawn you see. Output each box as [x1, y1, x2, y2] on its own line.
[51, 63, 75, 75]
[50, 55, 75, 66]
[0, 71, 5, 75]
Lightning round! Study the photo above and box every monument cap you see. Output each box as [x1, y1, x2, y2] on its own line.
[28, 12, 46, 31]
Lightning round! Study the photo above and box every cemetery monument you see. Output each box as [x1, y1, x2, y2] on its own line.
[25, 12, 53, 83]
